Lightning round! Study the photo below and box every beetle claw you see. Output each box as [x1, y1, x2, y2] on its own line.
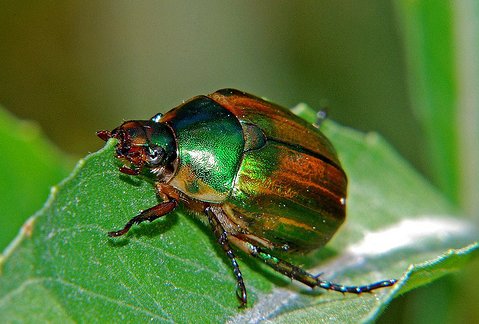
[236, 287, 247, 308]
[313, 272, 324, 279]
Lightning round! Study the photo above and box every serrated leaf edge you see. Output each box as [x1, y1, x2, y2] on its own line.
[0, 143, 112, 270]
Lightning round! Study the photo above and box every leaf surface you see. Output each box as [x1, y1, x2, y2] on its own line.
[1, 106, 477, 322]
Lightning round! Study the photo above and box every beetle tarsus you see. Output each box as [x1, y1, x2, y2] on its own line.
[316, 278, 397, 293]
[234, 238, 397, 295]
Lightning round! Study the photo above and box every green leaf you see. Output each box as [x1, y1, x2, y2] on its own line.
[1, 107, 477, 322]
[0, 108, 72, 251]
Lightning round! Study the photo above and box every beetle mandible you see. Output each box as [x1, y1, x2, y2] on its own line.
[97, 88, 396, 307]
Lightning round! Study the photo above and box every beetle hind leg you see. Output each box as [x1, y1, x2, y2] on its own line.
[229, 237, 396, 294]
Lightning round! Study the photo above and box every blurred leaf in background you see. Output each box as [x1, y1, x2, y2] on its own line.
[387, 1, 479, 323]
[0, 108, 71, 251]
[0, 2, 415, 160]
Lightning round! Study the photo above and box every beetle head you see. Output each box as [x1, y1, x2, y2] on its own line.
[97, 117, 177, 181]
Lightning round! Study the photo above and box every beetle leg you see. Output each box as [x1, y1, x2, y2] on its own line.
[229, 237, 318, 287]
[108, 200, 177, 237]
[205, 206, 247, 308]
[109, 183, 181, 237]
[229, 237, 397, 294]
[108, 184, 179, 237]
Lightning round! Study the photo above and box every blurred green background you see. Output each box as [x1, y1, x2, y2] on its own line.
[0, 1, 417, 162]
[1, 1, 477, 323]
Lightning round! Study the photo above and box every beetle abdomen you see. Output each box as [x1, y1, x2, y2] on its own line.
[227, 140, 346, 252]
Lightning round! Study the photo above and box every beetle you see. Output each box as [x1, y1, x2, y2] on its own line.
[97, 88, 396, 307]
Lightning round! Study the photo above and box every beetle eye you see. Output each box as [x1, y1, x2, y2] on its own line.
[147, 146, 165, 166]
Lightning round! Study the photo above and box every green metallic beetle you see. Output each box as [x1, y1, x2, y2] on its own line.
[97, 88, 396, 306]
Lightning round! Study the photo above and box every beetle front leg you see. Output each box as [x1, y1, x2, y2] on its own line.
[205, 206, 248, 308]
[108, 184, 180, 237]
[229, 237, 397, 294]
[108, 200, 177, 237]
